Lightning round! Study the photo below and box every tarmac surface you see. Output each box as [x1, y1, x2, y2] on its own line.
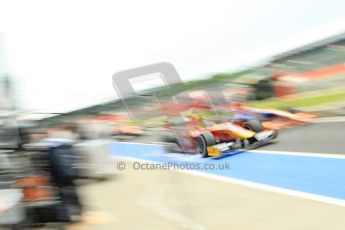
[259, 120, 345, 154]
[129, 119, 345, 155]
[80, 161, 345, 230]
[77, 120, 345, 229]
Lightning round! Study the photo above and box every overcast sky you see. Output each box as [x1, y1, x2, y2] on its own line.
[0, 0, 344, 115]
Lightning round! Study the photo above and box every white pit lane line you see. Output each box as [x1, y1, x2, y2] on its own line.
[249, 149, 345, 159]
[114, 154, 345, 208]
[313, 116, 345, 123]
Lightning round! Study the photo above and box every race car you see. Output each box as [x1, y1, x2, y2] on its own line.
[229, 103, 317, 130]
[169, 90, 317, 131]
[162, 114, 278, 157]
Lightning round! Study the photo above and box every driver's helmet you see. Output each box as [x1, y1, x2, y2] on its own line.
[189, 114, 204, 128]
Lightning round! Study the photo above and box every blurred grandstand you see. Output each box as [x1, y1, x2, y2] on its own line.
[38, 29, 345, 125]
[269, 31, 345, 95]
[234, 31, 345, 98]
[271, 33, 345, 73]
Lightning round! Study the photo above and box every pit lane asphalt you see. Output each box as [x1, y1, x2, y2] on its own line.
[81, 121, 345, 229]
[83, 163, 345, 230]
[132, 120, 345, 155]
[258, 121, 345, 154]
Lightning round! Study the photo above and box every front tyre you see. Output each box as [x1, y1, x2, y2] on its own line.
[196, 132, 216, 157]
[242, 119, 263, 144]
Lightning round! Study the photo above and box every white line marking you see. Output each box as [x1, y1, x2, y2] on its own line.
[313, 116, 345, 123]
[116, 156, 345, 207]
[249, 149, 345, 159]
[184, 170, 345, 207]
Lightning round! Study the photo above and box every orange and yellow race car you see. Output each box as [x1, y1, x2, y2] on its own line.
[162, 114, 278, 157]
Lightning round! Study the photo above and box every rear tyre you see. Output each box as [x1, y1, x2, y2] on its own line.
[243, 119, 263, 133]
[287, 107, 301, 114]
[161, 134, 183, 153]
[196, 132, 216, 157]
